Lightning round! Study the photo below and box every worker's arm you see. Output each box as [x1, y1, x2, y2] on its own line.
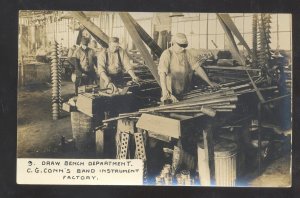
[128, 70, 140, 83]
[97, 51, 118, 93]
[99, 71, 111, 86]
[159, 72, 178, 103]
[98, 64, 119, 94]
[189, 52, 219, 88]
[122, 49, 140, 82]
[92, 49, 98, 70]
[158, 50, 178, 103]
[194, 66, 218, 87]
[159, 72, 170, 98]
[97, 51, 111, 86]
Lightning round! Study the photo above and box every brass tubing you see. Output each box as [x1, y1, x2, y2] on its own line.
[140, 96, 238, 112]
[168, 103, 234, 110]
[157, 106, 216, 117]
[183, 90, 235, 101]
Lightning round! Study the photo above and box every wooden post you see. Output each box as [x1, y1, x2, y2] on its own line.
[67, 11, 109, 48]
[217, 14, 266, 103]
[217, 14, 252, 57]
[127, 14, 163, 57]
[95, 127, 105, 157]
[198, 121, 215, 186]
[119, 12, 160, 85]
[216, 14, 244, 65]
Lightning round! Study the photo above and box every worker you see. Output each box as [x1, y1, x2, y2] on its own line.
[76, 24, 92, 45]
[158, 33, 219, 102]
[89, 40, 102, 53]
[74, 37, 97, 95]
[67, 45, 78, 58]
[97, 37, 140, 93]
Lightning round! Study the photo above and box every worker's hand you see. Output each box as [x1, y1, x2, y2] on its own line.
[107, 82, 119, 94]
[160, 90, 171, 102]
[209, 82, 220, 89]
[169, 94, 179, 103]
[132, 76, 141, 83]
[103, 79, 111, 88]
[160, 91, 178, 104]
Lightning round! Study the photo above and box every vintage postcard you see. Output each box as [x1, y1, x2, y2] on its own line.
[17, 11, 292, 186]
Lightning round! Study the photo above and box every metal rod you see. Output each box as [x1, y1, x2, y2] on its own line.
[102, 115, 133, 123]
[158, 106, 216, 117]
[236, 86, 278, 95]
[215, 109, 233, 112]
[183, 90, 235, 101]
[140, 96, 238, 112]
[119, 112, 141, 116]
[167, 103, 235, 110]
[261, 94, 290, 104]
[210, 104, 236, 109]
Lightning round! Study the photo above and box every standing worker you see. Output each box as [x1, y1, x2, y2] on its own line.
[158, 33, 219, 102]
[156, 33, 219, 174]
[97, 37, 140, 94]
[74, 37, 97, 95]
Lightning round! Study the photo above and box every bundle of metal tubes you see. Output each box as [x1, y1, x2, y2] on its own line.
[139, 89, 238, 117]
[139, 76, 277, 117]
[208, 69, 250, 82]
[101, 76, 278, 123]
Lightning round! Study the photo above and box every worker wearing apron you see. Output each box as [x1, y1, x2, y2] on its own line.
[158, 33, 219, 102]
[156, 33, 219, 173]
[97, 37, 140, 94]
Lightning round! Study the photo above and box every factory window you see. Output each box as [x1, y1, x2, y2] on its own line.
[208, 19, 217, 34]
[199, 35, 207, 49]
[192, 21, 200, 34]
[42, 12, 292, 54]
[208, 13, 216, 19]
[228, 14, 292, 51]
[199, 20, 207, 35]
[171, 13, 226, 50]
[170, 13, 291, 52]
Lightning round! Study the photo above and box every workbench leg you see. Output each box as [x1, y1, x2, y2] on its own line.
[198, 122, 215, 186]
[204, 128, 215, 185]
[134, 132, 148, 182]
[116, 132, 130, 159]
[172, 144, 182, 176]
[95, 127, 105, 158]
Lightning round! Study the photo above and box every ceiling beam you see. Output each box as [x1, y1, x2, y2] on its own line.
[119, 12, 160, 85]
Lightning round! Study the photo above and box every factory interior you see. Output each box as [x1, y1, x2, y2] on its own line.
[17, 11, 292, 187]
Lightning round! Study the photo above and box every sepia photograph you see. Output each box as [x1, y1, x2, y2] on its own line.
[17, 11, 292, 187]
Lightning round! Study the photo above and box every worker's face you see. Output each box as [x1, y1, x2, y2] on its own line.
[173, 42, 188, 53]
[109, 42, 119, 53]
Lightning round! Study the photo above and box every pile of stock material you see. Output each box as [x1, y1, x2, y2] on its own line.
[138, 76, 275, 118]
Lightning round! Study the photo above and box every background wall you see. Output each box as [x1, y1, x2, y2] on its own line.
[22, 12, 292, 54]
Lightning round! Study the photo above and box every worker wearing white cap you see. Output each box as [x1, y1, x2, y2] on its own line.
[97, 37, 140, 93]
[158, 33, 218, 102]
